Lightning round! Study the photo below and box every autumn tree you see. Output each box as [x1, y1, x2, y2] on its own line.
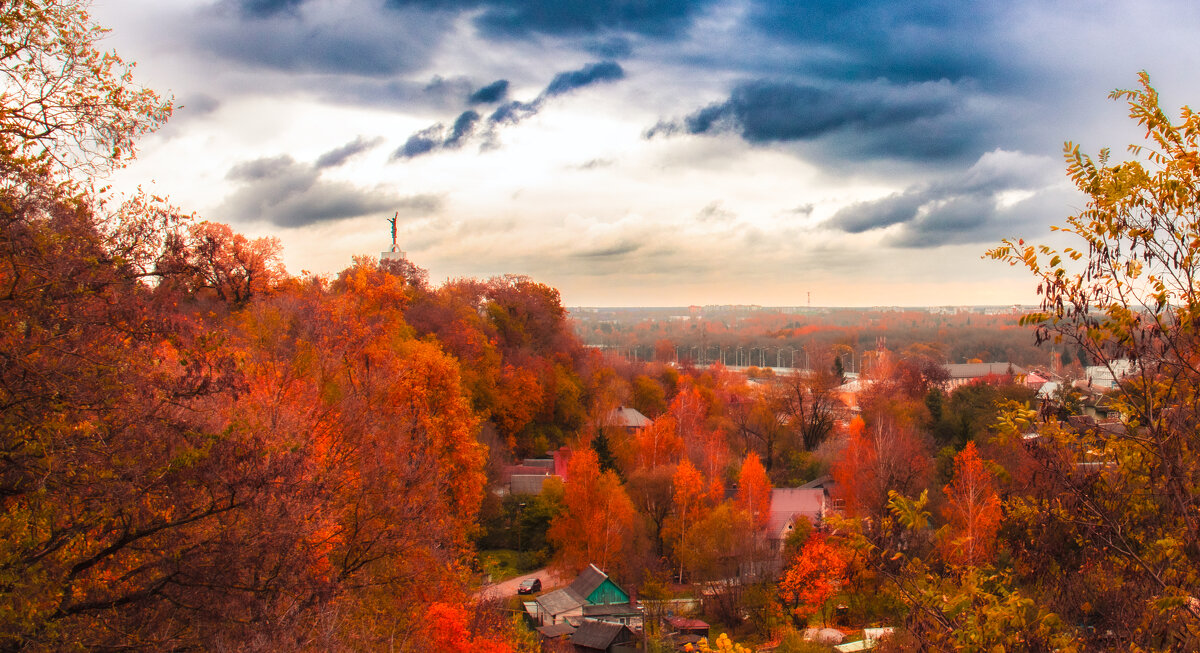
[420, 603, 515, 653]
[831, 415, 931, 521]
[776, 346, 842, 452]
[0, 0, 171, 173]
[158, 220, 284, 306]
[779, 535, 847, 626]
[631, 415, 684, 470]
[735, 452, 772, 531]
[672, 385, 728, 493]
[940, 442, 1001, 567]
[631, 373, 668, 417]
[724, 382, 787, 471]
[664, 459, 717, 582]
[988, 73, 1200, 647]
[548, 448, 636, 579]
[626, 466, 675, 559]
[679, 502, 756, 624]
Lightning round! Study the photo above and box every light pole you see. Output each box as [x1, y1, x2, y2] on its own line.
[517, 502, 526, 556]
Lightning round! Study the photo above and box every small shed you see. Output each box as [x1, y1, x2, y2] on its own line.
[537, 622, 576, 640]
[664, 616, 709, 638]
[571, 621, 635, 652]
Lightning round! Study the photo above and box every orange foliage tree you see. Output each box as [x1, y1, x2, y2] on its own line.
[779, 535, 847, 626]
[832, 414, 931, 520]
[158, 220, 284, 307]
[421, 603, 514, 653]
[671, 385, 728, 498]
[735, 452, 772, 531]
[940, 442, 1001, 567]
[663, 459, 717, 582]
[548, 448, 636, 578]
[633, 416, 684, 469]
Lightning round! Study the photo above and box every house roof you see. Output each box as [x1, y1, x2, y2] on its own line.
[582, 602, 640, 617]
[571, 621, 633, 649]
[537, 587, 586, 616]
[510, 474, 556, 495]
[943, 362, 1027, 379]
[502, 464, 552, 483]
[538, 564, 626, 616]
[536, 622, 576, 638]
[568, 563, 610, 599]
[767, 488, 826, 536]
[608, 406, 651, 429]
[664, 616, 709, 631]
[797, 474, 834, 490]
[1037, 381, 1060, 398]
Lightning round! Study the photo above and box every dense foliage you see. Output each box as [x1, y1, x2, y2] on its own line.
[9, 3, 1200, 651]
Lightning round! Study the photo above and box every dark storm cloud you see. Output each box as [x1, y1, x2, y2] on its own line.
[220, 153, 439, 227]
[545, 61, 625, 97]
[235, 0, 305, 17]
[395, 61, 625, 160]
[585, 36, 633, 59]
[468, 80, 509, 104]
[397, 128, 442, 159]
[315, 76, 476, 113]
[824, 150, 1063, 248]
[648, 78, 986, 162]
[444, 110, 482, 147]
[193, 1, 448, 77]
[488, 100, 539, 125]
[382, 0, 714, 39]
[886, 192, 1067, 249]
[315, 136, 384, 169]
[831, 194, 924, 233]
[749, 0, 1006, 85]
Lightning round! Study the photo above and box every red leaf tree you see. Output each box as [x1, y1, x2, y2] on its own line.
[548, 447, 636, 578]
[941, 442, 1002, 567]
[779, 535, 847, 626]
[735, 452, 772, 531]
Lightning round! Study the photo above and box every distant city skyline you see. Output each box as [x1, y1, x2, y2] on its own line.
[95, 0, 1200, 306]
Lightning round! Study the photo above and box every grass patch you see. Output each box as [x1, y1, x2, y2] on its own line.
[479, 549, 533, 583]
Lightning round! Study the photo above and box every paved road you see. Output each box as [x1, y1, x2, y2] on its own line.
[476, 567, 565, 600]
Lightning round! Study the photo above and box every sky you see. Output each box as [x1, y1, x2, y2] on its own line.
[93, 0, 1200, 307]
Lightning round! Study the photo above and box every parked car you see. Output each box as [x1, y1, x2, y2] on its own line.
[517, 578, 542, 595]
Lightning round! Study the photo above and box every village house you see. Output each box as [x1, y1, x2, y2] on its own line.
[606, 405, 652, 433]
[1082, 359, 1136, 390]
[500, 446, 572, 495]
[528, 564, 640, 629]
[766, 480, 835, 555]
[941, 362, 1027, 391]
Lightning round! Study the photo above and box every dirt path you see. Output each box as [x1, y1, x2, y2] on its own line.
[476, 567, 566, 600]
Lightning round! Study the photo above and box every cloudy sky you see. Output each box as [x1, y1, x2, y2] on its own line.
[95, 0, 1200, 306]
